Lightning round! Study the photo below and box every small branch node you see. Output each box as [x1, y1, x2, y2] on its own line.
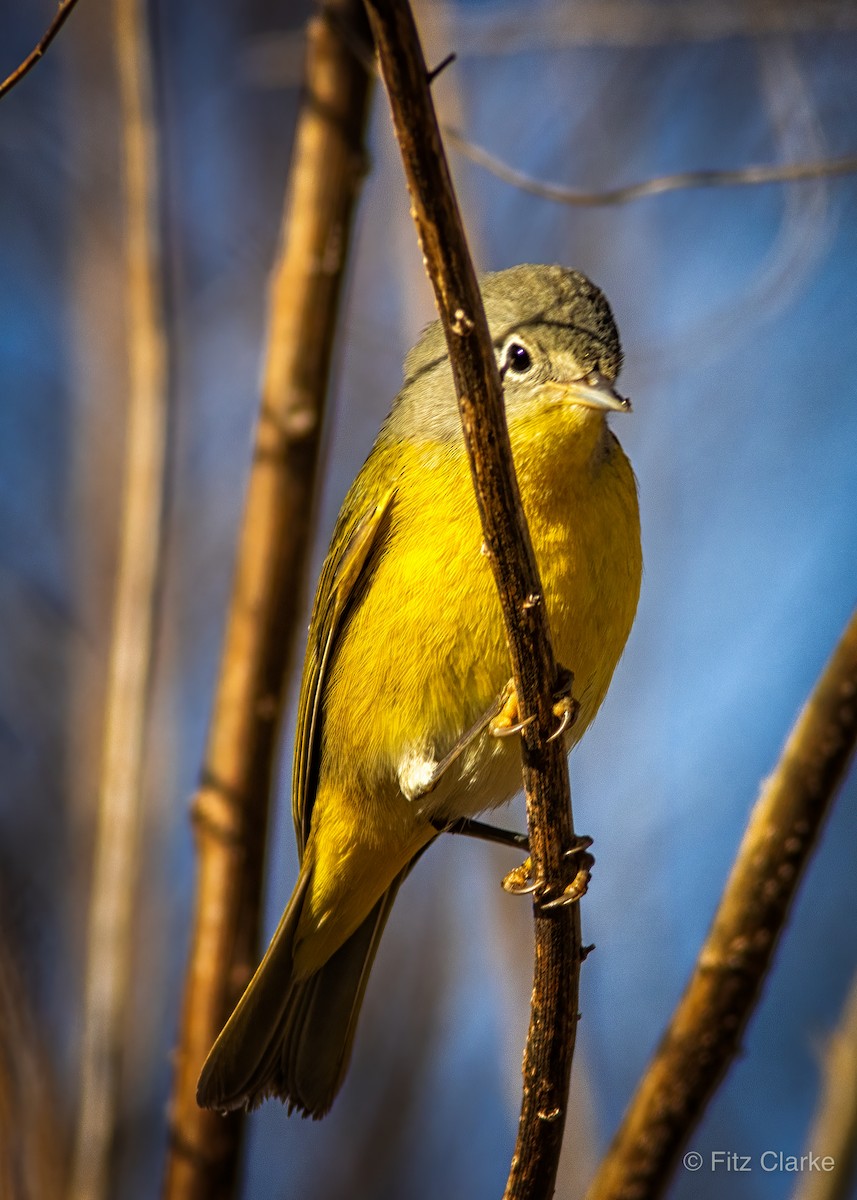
[537, 1107, 563, 1123]
[451, 307, 475, 335]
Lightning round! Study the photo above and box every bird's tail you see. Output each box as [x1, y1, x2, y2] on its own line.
[196, 864, 408, 1119]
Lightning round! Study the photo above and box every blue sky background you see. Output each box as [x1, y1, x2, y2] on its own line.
[1, 1, 856, 1197]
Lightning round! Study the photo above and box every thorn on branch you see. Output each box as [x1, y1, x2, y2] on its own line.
[427, 51, 456, 84]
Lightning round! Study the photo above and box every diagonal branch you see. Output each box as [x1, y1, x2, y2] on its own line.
[0, 0, 83, 101]
[587, 606, 857, 1200]
[362, 4, 586, 1198]
[162, 3, 373, 1197]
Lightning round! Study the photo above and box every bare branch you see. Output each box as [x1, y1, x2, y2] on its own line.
[239, 34, 857, 209]
[587, 607, 857, 1200]
[162, 4, 373, 1197]
[445, 127, 857, 207]
[68, 0, 168, 1195]
[0, 937, 65, 1199]
[362, 4, 585, 1198]
[0, 0, 83, 101]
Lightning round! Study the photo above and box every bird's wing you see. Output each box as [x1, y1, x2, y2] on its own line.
[292, 478, 397, 856]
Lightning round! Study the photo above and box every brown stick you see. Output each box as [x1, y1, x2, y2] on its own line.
[362, 5, 585, 1198]
[0, 0, 83, 100]
[162, 4, 372, 1198]
[69, 0, 167, 1193]
[587, 607, 857, 1200]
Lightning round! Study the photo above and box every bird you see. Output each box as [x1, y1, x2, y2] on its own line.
[197, 263, 642, 1118]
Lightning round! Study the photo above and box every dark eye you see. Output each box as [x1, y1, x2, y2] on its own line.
[503, 342, 532, 375]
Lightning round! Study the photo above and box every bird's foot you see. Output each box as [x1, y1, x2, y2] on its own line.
[501, 836, 595, 907]
[489, 667, 579, 742]
[541, 837, 595, 907]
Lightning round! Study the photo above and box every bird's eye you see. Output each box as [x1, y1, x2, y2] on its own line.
[503, 342, 532, 375]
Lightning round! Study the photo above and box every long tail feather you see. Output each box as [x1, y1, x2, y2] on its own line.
[196, 866, 407, 1118]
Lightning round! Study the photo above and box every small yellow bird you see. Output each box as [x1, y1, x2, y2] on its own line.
[197, 263, 642, 1118]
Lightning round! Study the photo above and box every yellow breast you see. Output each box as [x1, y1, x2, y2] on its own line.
[321, 401, 641, 823]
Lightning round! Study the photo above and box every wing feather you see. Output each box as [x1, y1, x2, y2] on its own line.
[291, 478, 397, 855]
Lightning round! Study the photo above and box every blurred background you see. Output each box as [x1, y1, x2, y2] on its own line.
[1, 0, 856, 1197]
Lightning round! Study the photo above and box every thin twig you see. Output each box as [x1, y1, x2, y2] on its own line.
[413, 1, 857, 54]
[362, 5, 585, 1199]
[0, 0, 83, 100]
[162, 4, 373, 1198]
[791, 971, 857, 1200]
[242, 30, 857, 209]
[68, 0, 167, 1194]
[0, 937, 65, 1199]
[445, 127, 857, 207]
[587, 607, 857, 1200]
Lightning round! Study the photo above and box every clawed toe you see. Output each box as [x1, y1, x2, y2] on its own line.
[501, 856, 538, 895]
[540, 837, 595, 907]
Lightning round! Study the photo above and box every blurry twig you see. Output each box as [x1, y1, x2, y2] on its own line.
[162, 3, 373, 1198]
[791, 972, 857, 1200]
[68, 0, 167, 1195]
[242, 1, 857, 84]
[241, 32, 857, 208]
[0, 937, 65, 1200]
[446, 126, 857, 206]
[0, 0, 83, 100]
[587, 607, 857, 1200]
[363, 4, 585, 1199]
[417, 0, 857, 53]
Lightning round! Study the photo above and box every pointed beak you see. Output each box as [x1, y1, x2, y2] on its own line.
[566, 370, 632, 413]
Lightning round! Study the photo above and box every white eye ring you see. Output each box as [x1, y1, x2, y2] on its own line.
[501, 339, 533, 376]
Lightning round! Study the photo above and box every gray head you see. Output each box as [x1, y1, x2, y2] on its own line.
[385, 264, 625, 442]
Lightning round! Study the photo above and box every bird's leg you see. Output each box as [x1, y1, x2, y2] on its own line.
[415, 667, 577, 802]
[430, 816, 529, 852]
[490, 667, 588, 903]
[415, 670, 578, 852]
[489, 666, 579, 742]
[407, 685, 512, 801]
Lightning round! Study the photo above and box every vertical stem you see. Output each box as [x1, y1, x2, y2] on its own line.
[362, 5, 583, 1198]
[162, 4, 373, 1198]
[69, 0, 167, 1194]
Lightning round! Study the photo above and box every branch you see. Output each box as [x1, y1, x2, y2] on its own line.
[0, 0, 83, 101]
[791, 970, 857, 1200]
[362, 5, 585, 1198]
[445, 127, 857, 207]
[239, 31, 857, 208]
[66, 0, 166, 1190]
[68, 0, 167, 1194]
[162, 4, 373, 1198]
[0, 936, 65, 1199]
[587, 606, 857, 1200]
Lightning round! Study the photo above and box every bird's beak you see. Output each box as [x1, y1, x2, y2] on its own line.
[565, 370, 632, 413]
